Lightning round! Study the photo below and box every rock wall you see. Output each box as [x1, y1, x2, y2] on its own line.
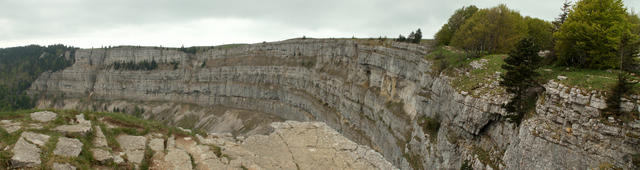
[28, 39, 639, 169]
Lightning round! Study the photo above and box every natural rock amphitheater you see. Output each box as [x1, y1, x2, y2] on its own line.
[2, 39, 636, 169]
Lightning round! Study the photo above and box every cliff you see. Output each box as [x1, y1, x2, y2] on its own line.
[28, 39, 640, 169]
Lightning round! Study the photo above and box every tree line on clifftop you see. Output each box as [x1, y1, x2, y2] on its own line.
[431, 0, 639, 123]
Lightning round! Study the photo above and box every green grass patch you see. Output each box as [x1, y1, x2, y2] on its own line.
[426, 46, 640, 97]
[450, 54, 506, 96]
[425, 46, 470, 75]
[537, 66, 640, 92]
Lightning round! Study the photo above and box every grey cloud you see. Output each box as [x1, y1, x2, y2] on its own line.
[1, 0, 639, 47]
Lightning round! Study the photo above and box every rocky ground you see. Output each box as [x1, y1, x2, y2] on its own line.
[0, 110, 395, 170]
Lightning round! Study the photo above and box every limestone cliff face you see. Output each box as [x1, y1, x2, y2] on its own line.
[28, 39, 640, 169]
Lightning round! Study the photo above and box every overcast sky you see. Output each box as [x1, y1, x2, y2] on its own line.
[1, 0, 639, 48]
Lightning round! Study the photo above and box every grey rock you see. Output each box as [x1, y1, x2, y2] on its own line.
[20, 131, 50, 147]
[0, 120, 21, 133]
[30, 111, 57, 122]
[53, 162, 76, 170]
[149, 138, 165, 152]
[11, 138, 41, 168]
[116, 135, 147, 164]
[91, 148, 113, 164]
[54, 137, 83, 157]
[93, 126, 108, 148]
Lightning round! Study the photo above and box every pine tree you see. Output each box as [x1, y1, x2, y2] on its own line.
[604, 73, 635, 116]
[413, 29, 422, 44]
[552, 0, 572, 33]
[500, 38, 541, 123]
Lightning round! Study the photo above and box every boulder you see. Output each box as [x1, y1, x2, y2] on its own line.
[53, 137, 83, 157]
[91, 148, 113, 164]
[11, 138, 41, 168]
[30, 111, 57, 122]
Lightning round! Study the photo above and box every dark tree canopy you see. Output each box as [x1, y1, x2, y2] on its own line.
[500, 38, 542, 122]
[0, 45, 76, 111]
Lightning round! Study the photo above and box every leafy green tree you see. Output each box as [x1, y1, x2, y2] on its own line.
[435, 5, 479, 46]
[450, 4, 527, 54]
[500, 38, 541, 123]
[554, 0, 636, 69]
[525, 17, 554, 51]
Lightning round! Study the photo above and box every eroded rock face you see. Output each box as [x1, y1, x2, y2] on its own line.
[28, 39, 640, 169]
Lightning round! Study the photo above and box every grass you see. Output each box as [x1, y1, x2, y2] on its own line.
[426, 46, 640, 96]
[450, 54, 507, 96]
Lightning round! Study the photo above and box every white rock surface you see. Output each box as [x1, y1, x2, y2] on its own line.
[30, 111, 57, 122]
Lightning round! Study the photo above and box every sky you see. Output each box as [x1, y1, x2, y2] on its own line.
[1, 0, 639, 48]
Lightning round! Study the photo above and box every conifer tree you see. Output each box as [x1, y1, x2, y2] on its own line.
[500, 38, 541, 122]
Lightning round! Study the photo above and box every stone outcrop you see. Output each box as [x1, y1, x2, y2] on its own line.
[116, 135, 147, 164]
[54, 137, 83, 157]
[54, 114, 92, 135]
[28, 39, 640, 169]
[30, 111, 57, 122]
[11, 132, 50, 168]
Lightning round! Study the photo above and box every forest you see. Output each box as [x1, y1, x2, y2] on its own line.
[0, 45, 76, 111]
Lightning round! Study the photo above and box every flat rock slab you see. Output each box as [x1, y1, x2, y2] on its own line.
[93, 126, 108, 148]
[21, 131, 51, 147]
[0, 120, 21, 133]
[11, 138, 41, 168]
[149, 138, 165, 152]
[53, 162, 76, 170]
[30, 111, 57, 122]
[54, 124, 91, 135]
[162, 149, 193, 170]
[54, 137, 83, 157]
[117, 135, 147, 164]
[91, 148, 113, 164]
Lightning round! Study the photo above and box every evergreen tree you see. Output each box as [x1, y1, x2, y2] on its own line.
[603, 73, 635, 116]
[554, 0, 636, 69]
[397, 35, 407, 42]
[413, 29, 422, 44]
[500, 38, 541, 123]
[552, 0, 572, 32]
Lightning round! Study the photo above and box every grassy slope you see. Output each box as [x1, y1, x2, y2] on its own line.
[426, 46, 640, 96]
